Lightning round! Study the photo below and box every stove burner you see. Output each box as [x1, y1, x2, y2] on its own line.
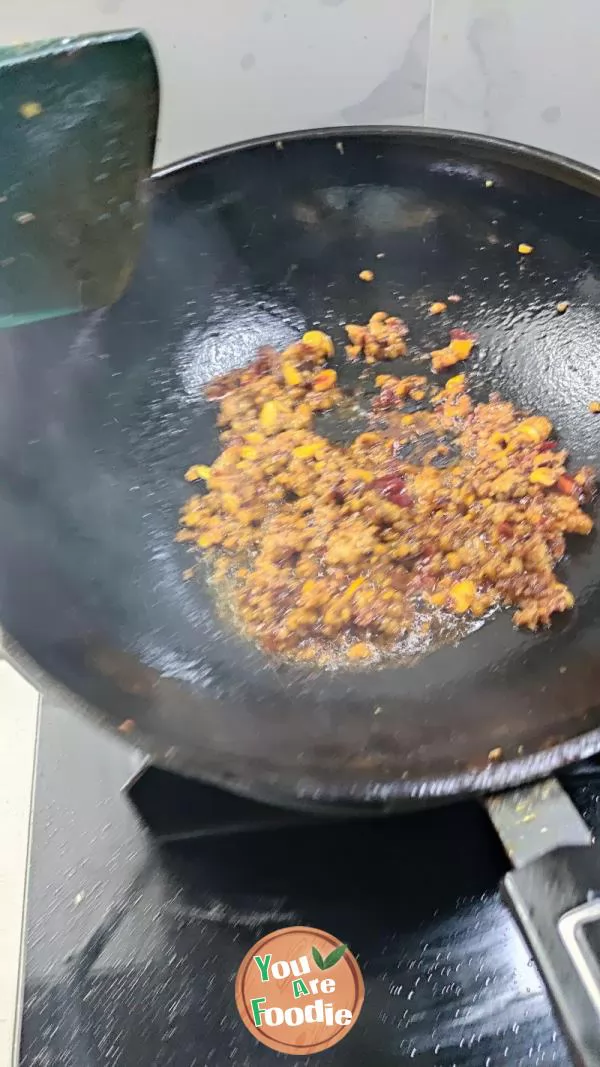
[23, 710, 600, 1067]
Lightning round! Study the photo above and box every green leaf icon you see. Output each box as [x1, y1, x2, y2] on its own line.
[311, 946, 326, 970]
[322, 943, 348, 969]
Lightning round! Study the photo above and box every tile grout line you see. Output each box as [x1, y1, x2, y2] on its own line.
[0, 653, 40, 1067]
[422, 0, 436, 127]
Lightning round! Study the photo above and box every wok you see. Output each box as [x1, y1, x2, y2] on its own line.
[3, 126, 600, 805]
[4, 126, 600, 1060]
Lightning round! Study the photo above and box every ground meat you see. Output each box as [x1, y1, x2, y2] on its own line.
[345, 312, 408, 363]
[178, 320, 595, 665]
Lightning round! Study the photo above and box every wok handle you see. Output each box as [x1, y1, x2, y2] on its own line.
[503, 845, 600, 1066]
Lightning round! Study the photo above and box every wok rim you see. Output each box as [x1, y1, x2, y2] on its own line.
[4, 622, 600, 804]
[154, 123, 600, 196]
[7, 124, 600, 806]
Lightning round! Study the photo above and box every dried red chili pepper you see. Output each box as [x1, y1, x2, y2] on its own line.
[373, 385, 399, 412]
[450, 328, 478, 342]
[498, 521, 514, 538]
[373, 474, 413, 508]
[557, 474, 582, 501]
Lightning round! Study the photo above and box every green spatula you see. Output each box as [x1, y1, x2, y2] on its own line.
[0, 29, 158, 327]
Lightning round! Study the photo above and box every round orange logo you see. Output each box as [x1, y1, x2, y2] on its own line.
[235, 926, 364, 1055]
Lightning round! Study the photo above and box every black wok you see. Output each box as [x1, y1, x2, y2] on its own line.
[5, 126, 600, 1061]
[3, 127, 600, 806]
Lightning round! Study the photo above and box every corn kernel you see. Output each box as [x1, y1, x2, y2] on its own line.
[529, 467, 558, 486]
[283, 362, 302, 387]
[184, 464, 211, 482]
[446, 552, 461, 569]
[518, 243, 534, 255]
[358, 269, 374, 282]
[449, 579, 476, 613]
[259, 400, 278, 431]
[429, 301, 447, 315]
[446, 374, 466, 395]
[449, 338, 474, 359]
[240, 446, 258, 460]
[293, 442, 324, 459]
[517, 417, 552, 443]
[345, 577, 366, 597]
[302, 330, 334, 357]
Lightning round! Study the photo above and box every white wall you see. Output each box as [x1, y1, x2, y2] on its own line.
[2, 0, 600, 170]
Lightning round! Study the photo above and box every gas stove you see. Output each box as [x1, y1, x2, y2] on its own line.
[20, 698, 600, 1067]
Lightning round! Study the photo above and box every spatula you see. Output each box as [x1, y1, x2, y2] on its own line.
[0, 29, 158, 327]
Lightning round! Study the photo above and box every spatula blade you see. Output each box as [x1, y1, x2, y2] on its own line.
[0, 30, 158, 326]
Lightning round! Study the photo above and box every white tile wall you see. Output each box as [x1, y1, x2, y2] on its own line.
[426, 0, 600, 169]
[2, 1, 600, 166]
[5, 0, 599, 168]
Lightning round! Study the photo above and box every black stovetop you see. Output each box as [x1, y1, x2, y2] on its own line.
[22, 701, 600, 1067]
